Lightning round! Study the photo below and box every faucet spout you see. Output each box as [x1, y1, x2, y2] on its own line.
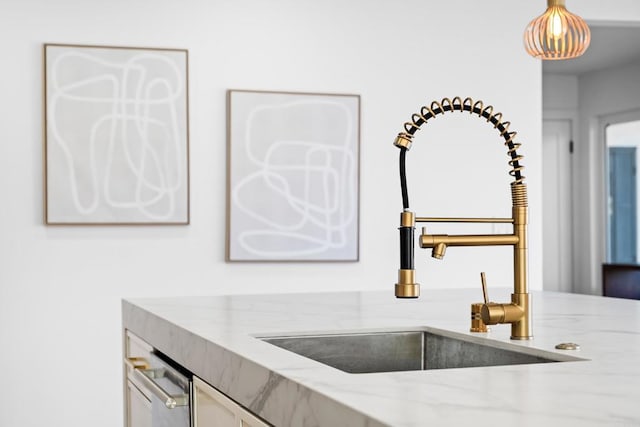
[420, 233, 519, 249]
[431, 243, 447, 259]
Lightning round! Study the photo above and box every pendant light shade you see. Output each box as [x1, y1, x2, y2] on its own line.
[524, 0, 590, 60]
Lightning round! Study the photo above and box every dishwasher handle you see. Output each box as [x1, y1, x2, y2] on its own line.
[133, 367, 189, 409]
[124, 356, 149, 371]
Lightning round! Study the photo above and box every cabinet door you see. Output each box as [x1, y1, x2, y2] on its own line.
[193, 376, 238, 426]
[240, 409, 270, 427]
[193, 376, 270, 427]
[126, 379, 152, 427]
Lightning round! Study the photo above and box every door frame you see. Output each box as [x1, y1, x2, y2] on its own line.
[543, 110, 579, 293]
[600, 110, 640, 267]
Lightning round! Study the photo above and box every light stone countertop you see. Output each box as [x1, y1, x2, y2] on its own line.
[122, 288, 640, 426]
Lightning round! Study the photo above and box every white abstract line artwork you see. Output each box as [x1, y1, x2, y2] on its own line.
[45, 44, 189, 224]
[228, 91, 360, 261]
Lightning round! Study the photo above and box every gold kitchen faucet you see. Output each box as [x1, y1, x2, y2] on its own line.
[393, 97, 532, 340]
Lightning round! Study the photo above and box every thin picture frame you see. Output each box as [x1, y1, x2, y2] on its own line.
[43, 43, 190, 225]
[226, 89, 361, 262]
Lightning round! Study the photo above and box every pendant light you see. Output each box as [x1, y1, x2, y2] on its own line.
[524, 0, 591, 60]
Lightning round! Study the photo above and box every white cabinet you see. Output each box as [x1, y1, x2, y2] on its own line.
[124, 331, 152, 427]
[193, 376, 270, 427]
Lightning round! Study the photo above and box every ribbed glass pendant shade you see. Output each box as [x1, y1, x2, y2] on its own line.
[524, 0, 590, 60]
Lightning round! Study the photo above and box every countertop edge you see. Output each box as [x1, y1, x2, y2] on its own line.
[122, 299, 389, 427]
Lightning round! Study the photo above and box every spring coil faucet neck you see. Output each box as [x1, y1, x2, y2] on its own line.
[393, 97, 532, 340]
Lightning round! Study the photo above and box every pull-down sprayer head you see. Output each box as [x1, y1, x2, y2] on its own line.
[395, 210, 419, 298]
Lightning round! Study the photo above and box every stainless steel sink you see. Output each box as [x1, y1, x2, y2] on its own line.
[260, 328, 583, 373]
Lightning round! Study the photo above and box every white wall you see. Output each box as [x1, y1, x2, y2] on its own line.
[2, 0, 608, 425]
[543, 74, 579, 112]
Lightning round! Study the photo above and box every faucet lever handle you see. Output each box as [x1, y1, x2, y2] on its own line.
[480, 272, 490, 304]
[471, 272, 491, 333]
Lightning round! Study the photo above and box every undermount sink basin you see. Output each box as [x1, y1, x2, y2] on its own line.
[260, 328, 583, 373]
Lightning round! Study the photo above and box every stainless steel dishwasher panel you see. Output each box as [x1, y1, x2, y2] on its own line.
[133, 353, 191, 427]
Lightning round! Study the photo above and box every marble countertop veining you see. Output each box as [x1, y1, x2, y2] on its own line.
[122, 288, 640, 426]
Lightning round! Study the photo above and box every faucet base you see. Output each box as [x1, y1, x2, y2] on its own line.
[479, 293, 532, 340]
[510, 292, 533, 340]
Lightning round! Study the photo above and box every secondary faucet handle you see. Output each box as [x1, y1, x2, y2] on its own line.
[480, 272, 490, 304]
[471, 272, 491, 333]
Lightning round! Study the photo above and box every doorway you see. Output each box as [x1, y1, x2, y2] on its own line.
[543, 24, 640, 294]
[605, 119, 640, 264]
[542, 120, 573, 292]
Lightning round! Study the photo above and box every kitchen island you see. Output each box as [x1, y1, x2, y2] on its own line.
[122, 288, 640, 426]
